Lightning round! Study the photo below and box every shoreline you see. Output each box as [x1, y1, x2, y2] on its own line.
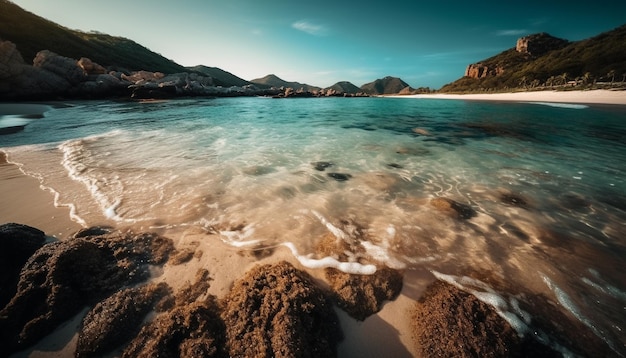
[386, 89, 626, 105]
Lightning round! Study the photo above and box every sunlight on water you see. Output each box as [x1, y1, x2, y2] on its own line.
[2, 97, 626, 354]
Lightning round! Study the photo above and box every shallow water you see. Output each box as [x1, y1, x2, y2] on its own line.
[2, 97, 625, 355]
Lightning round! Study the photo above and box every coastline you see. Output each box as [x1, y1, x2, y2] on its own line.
[387, 89, 626, 105]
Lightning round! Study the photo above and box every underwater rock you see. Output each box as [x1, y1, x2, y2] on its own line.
[0, 223, 46, 309]
[411, 280, 520, 357]
[387, 162, 404, 169]
[328, 172, 352, 181]
[222, 261, 341, 358]
[499, 192, 528, 208]
[312, 161, 334, 171]
[76, 283, 171, 357]
[430, 197, 477, 219]
[325, 267, 403, 321]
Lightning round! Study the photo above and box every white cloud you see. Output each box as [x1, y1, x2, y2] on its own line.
[292, 20, 329, 36]
[496, 29, 528, 36]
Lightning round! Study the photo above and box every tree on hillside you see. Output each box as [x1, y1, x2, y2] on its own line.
[607, 69, 616, 83]
[561, 72, 568, 85]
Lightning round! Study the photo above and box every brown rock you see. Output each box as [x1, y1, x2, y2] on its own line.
[76, 282, 172, 357]
[33, 50, 86, 85]
[411, 280, 520, 357]
[430, 197, 477, 219]
[325, 267, 403, 321]
[222, 261, 341, 358]
[0, 223, 46, 309]
[77, 57, 106, 75]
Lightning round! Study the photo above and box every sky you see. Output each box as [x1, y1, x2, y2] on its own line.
[11, 0, 626, 89]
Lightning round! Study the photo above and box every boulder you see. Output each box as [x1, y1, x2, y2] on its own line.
[33, 50, 87, 85]
[77, 57, 106, 75]
[0, 223, 46, 309]
[430, 197, 477, 219]
[76, 283, 171, 357]
[325, 267, 403, 320]
[222, 261, 341, 357]
[0, 40, 26, 79]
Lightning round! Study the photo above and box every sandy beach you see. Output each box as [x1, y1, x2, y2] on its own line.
[389, 89, 626, 105]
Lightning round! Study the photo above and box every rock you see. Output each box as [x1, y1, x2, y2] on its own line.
[516, 33, 569, 57]
[430, 197, 477, 219]
[312, 161, 334, 171]
[328, 172, 352, 181]
[222, 261, 341, 358]
[412, 127, 431, 136]
[387, 163, 403, 169]
[411, 280, 521, 357]
[0, 223, 46, 309]
[77, 57, 106, 75]
[76, 282, 171, 357]
[500, 192, 528, 208]
[325, 267, 403, 321]
[33, 50, 87, 85]
[0, 239, 123, 353]
[0, 230, 174, 354]
[464, 63, 504, 79]
[0, 40, 26, 79]
[122, 269, 225, 358]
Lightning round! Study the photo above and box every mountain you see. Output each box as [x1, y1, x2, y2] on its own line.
[360, 76, 410, 95]
[441, 24, 626, 92]
[325, 81, 361, 94]
[250, 74, 321, 92]
[188, 65, 252, 87]
[0, 0, 185, 73]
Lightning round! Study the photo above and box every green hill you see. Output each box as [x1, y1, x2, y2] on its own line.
[250, 74, 321, 92]
[325, 81, 361, 94]
[188, 65, 253, 87]
[441, 24, 626, 92]
[0, 0, 185, 73]
[360, 76, 409, 95]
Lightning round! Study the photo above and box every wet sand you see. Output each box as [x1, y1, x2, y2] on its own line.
[0, 154, 425, 357]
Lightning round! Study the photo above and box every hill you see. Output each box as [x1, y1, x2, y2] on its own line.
[250, 74, 321, 92]
[325, 81, 361, 94]
[441, 24, 626, 92]
[188, 65, 252, 87]
[0, 0, 185, 73]
[360, 76, 409, 95]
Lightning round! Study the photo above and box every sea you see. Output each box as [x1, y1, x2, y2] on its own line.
[1, 97, 625, 355]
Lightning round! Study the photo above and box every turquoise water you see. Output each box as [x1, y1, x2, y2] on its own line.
[2, 97, 626, 354]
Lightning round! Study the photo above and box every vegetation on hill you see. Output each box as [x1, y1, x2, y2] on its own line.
[188, 65, 253, 87]
[360, 76, 409, 95]
[0, 0, 185, 73]
[250, 74, 321, 92]
[326, 81, 361, 94]
[441, 24, 626, 92]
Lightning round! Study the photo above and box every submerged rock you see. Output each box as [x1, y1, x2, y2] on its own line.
[430, 197, 477, 219]
[222, 261, 341, 358]
[411, 280, 520, 357]
[76, 283, 171, 357]
[0, 223, 46, 309]
[499, 192, 529, 208]
[327, 172, 352, 181]
[312, 161, 334, 171]
[325, 267, 403, 321]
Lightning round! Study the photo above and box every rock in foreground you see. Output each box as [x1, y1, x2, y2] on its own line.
[222, 261, 341, 358]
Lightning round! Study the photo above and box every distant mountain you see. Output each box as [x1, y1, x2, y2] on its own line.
[0, 0, 185, 73]
[325, 81, 361, 94]
[360, 76, 410, 95]
[250, 74, 321, 92]
[189, 65, 252, 87]
[441, 24, 626, 92]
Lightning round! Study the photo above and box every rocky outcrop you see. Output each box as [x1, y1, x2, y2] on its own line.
[0, 223, 46, 309]
[222, 261, 341, 358]
[0, 40, 277, 100]
[516, 33, 569, 57]
[0, 229, 174, 355]
[464, 63, 505, 79]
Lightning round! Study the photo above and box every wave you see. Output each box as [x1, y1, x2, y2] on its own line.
[526, 101, 589, 109]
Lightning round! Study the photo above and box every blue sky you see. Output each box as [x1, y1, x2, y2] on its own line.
[12, 0, 626, 89]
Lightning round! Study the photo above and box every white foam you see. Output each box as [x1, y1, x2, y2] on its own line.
[281, 242, 377, 275]
[527, 102, 589, 109]
[311, 209, 349, 241]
